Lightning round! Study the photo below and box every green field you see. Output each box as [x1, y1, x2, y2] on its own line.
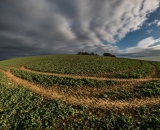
[25, 55, 140, 76]
[1, 54, 160, 129]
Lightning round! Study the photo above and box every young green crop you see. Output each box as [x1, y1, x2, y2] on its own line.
[53, 104, 160, 130]
[1, 55, 160, 129]
[10, 68, 116, 87]
[0, 84, 77, 129]
[98, 80, 160, 100]
[108, 61, 153, 78]
[25, 55, 140, 77]
[150, 61, 160, 77]
[0, 71, 76, 129]
[0, 55, 52, 71]
[1, 71, 160, 129]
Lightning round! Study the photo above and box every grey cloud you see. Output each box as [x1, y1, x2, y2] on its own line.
[119, 49, 160, 58]
[120, 36, 160, 58]
[0, 0, 160, 59]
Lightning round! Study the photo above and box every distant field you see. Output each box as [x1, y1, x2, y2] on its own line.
[1, 54, 160, 129]
[25, 55, 140, 76]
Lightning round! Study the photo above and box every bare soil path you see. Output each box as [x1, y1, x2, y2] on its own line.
[21, 60, 142, 78]
[20, 65, 160, 82]
[1, 67, 160, 110]
[148, 63, 158, 78]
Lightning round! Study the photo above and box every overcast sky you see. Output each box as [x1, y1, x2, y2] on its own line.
[0, 0, 160, 60]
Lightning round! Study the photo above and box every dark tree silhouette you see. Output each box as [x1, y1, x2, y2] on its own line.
[77, 52, 98, 56]
[103, 53, 116, 57]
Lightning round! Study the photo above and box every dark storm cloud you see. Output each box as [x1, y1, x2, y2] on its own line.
[0, 0, 159, 59]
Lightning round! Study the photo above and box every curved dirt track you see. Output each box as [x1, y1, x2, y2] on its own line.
[1, 66, 160, 110]
[20, 65, 159, 82]
[23, 60, 142, 76]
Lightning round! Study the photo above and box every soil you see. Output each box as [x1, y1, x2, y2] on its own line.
[0, 62, 160, 110]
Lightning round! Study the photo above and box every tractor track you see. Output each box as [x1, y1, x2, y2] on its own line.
[19, 65, 160, 82]
[0, 64, 160, 110]
[20, 60, 142, 78]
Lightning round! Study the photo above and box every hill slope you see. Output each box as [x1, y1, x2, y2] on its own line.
[1, 54, 160, 129]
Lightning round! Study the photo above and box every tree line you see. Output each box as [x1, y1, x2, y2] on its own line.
[77, 52, 116, 57]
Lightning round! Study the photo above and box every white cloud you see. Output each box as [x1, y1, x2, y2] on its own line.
[147, 20, 159, 26]
[125, 37, 160, 53]
[137, 37, 160, 48]
[147, 20, 160, 26]
[157, 21, 160, 26]
[0, 0, 160, 58]
[146, 29, 153, 34]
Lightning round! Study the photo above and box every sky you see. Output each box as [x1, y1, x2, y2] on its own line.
[0, 0, 160, 60]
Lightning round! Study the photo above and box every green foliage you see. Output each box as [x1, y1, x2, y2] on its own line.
[10, 69, 116, 87]
[98, 80, 160, 100]
[150, 61, 160, 77]
[135, 105, 160, 129]
[0, 84, 76, 130]
[134, 80, 160, 98]
[25, 55, 140, 77]
[108, 61, 153, 78]
[0, 71, 160, 129]
[0, 55, 50, 71]
[62, 105, 160, 130]
[0, 55, 160, 129]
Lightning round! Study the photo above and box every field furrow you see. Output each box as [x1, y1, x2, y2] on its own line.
[1, 55, 160, 129]
[19, 65, 160, 82]
[1, 68, 160, 111]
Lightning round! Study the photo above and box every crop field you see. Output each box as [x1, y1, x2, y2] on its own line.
[25, 55, 140, 77]
[0, 54, 160, 129]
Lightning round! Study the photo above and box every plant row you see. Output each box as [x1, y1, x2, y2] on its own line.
[0, 55, 50, 71]
[1, 82, 160, 129]
[62, 105, 160, 130]
[98, 80, 160, 100]
[108, 61, 153, 78]
[10, 69, 116, 87]
[150, 61, 160, 77]
[0, 83, 76, 129]
[25, 55, 140, 76]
